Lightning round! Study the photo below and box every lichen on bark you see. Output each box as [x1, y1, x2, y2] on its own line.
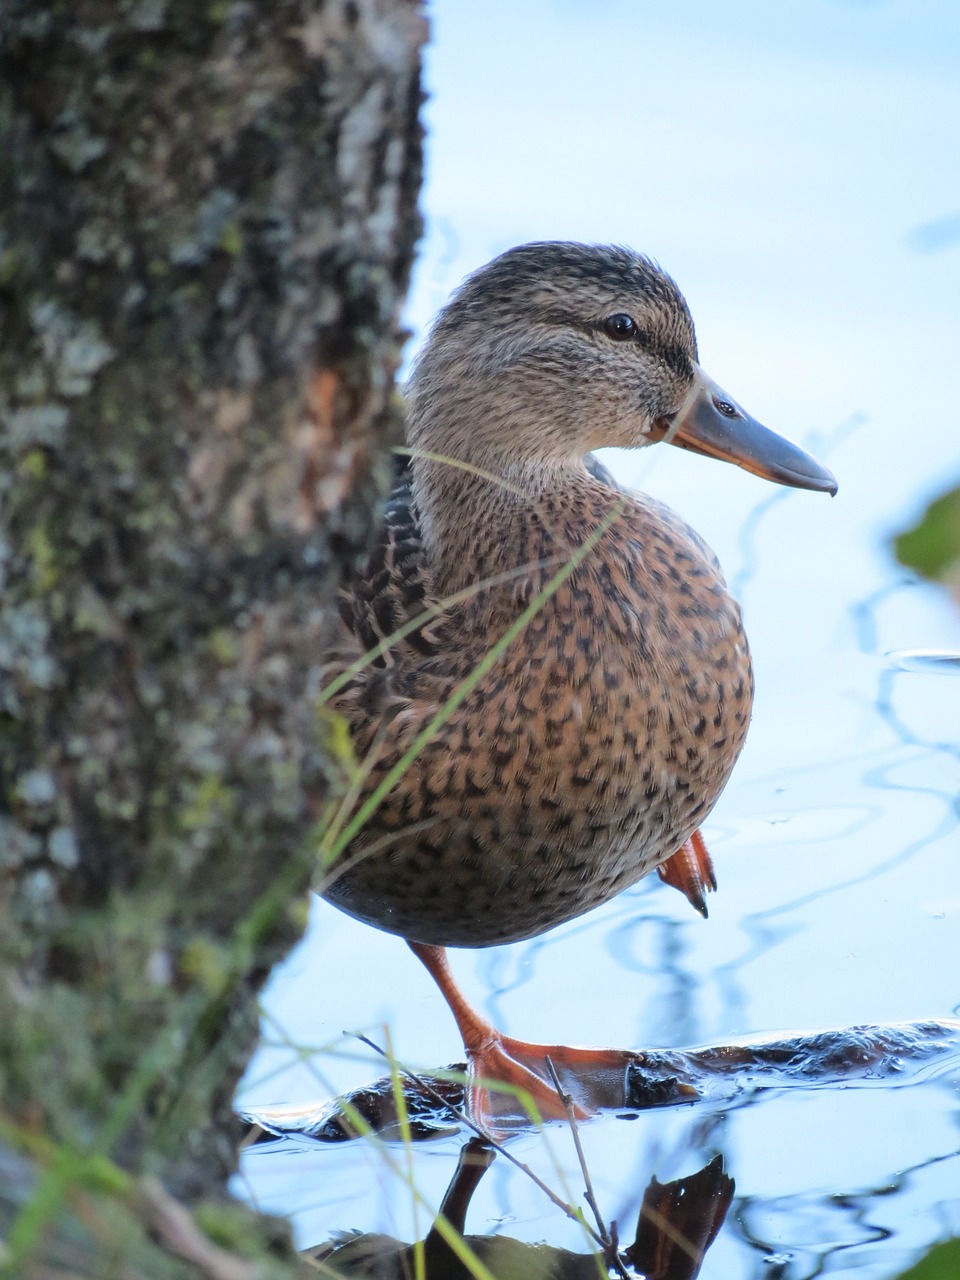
[0, 0, 425, 1269]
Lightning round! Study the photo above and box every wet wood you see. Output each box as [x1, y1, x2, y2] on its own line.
[244, 1018, 960, 1139]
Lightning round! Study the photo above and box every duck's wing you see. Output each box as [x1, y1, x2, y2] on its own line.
[338, 460, 443, 669]
[325, 461, 462, 755]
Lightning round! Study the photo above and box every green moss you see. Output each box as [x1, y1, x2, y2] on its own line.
[24, 522, 58, 593]
[73, 585, 119, 637]
[207, 628, 240, 665]
[193, 1199, 271, 1255]
[180, 774, 236, 834]
[285, 894, 310, 934]
[0, 245, 19, 283]
[179, 937, 229, 994]
[17, 448, 48, 482]
[218, 220, 243, 256]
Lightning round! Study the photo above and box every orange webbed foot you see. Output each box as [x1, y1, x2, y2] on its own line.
[408, 942, 635, 1128]
[466, 1029, 637, 1126]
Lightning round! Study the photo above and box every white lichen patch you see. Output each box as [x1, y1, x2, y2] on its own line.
[48, 826, 80, 869]
[28, 299, 116, 397]
[3, 404, 70, 450]
[15, 768, 57, 811]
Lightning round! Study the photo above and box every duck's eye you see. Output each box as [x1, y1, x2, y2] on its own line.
[713, 397, 740, 419]
[603, 313, 637, 341]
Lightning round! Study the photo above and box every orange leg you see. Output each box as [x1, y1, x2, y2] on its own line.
[408, 941, 635, 1127]
[657, 828, 717, 918]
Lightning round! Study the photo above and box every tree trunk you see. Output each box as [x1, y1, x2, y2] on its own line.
[0, 0, 424, 1271]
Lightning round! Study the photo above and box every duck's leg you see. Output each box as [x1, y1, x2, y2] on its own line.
[657, 828, 716, 918]
[408, 941, 635, 1125]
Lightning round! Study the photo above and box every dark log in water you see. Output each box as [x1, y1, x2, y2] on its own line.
[240, 1018, 960, 1141]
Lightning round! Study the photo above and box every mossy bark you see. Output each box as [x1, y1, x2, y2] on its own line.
[0, 0, 424, 1271]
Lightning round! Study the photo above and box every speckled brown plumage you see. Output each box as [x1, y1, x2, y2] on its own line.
[321, 242, 835, 953]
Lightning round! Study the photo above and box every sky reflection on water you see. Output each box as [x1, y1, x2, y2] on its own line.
[237, 3, 960, 1274]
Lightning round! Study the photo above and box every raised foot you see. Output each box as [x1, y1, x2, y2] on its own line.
[658, 828, 716, 917]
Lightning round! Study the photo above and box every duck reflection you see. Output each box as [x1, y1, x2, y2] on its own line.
[241, 1020, 960, 1276]
[307, 1139, 733, 1280]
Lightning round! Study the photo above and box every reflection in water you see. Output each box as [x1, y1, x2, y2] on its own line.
[626, 1157, 733, 1280]
[733, 1151, 955, 1279]
[241, 1022, 960, 1274]
[307, 1139, 733, 1280]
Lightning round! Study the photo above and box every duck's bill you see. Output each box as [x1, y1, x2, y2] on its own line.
[659, 365, 838, 495]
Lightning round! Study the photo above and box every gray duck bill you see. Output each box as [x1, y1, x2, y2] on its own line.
[661, 365, 838, 495]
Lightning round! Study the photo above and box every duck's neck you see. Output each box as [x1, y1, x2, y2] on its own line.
[407, 421, 607, 602]
[414, 460, 554, 588]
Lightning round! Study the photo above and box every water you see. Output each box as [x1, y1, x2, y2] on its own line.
[236, 3, 960, 1274]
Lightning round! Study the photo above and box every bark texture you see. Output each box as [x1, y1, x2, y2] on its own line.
[0, 0, 424, 1269]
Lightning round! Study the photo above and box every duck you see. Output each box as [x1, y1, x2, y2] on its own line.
[321, 242, 836, 1123]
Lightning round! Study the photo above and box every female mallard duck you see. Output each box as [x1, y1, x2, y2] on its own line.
[323, 243, 836, 1121]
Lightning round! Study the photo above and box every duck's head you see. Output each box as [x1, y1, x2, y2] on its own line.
[408, 242, 836, 495]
